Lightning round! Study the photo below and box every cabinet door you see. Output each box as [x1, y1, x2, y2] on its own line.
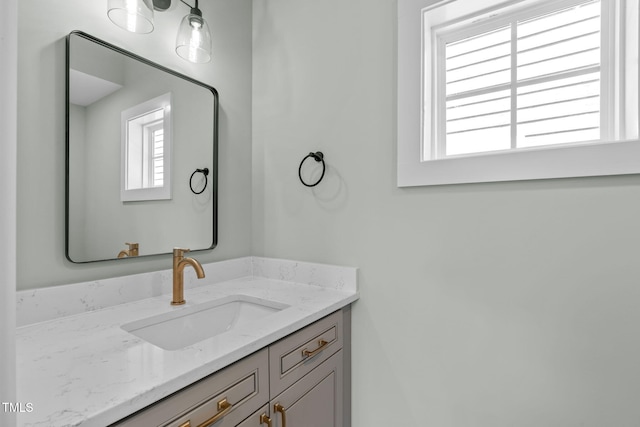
[271, 351, 343, 427]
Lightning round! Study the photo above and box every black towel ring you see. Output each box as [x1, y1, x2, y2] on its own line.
[189, 168, 209, 194]
[298, 152, 325, 187]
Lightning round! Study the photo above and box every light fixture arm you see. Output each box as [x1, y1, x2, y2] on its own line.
[180, 0, 199, 12]
[179, 0, 202, 18]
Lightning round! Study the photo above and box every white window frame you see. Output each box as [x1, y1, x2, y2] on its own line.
[397, 0, 640, 187]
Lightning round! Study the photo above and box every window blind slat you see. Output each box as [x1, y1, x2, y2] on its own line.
[446, 53, 511, 73]
[518, 94, 599, 111]
[518, 109, 599, 125]
[525, 126, 599, 138]
[446, 93, 510, 110]
[447, 123, 510, 135]
[518, 0, 600, 37]
[517, 76, 598, 97]
[518, 15, 599, 42]
[517, 30, 600, 55]
[447, 109, 511, 123]
[518, 112, 600, 146]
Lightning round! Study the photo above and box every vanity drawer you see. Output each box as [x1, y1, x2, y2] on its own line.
[269, 310, 343, 397]
[112, 348, 268, 427]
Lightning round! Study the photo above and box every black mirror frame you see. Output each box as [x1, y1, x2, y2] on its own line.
[65, 31, 218, 263]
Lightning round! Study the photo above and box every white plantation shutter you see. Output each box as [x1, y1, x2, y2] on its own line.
[152, 127, 164, 187]
[444, 25, 513, 156]
[439, 0, 604, 157]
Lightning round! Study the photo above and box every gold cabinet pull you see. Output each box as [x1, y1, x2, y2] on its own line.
[260, 413, 273, 427]
[196, 398, 233, 427]
[302, 339, 329, 358]
[178, 422, 191, 427]
[274, 403, 287, 427]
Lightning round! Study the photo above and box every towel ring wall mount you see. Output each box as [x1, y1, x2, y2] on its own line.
[298, 152, 325, 187]
[189, 167, 209, 194]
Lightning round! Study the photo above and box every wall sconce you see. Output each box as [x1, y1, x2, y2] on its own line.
[107, 0, 212, 63]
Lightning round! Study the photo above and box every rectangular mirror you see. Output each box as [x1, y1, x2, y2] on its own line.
[66, 31, 218, 263]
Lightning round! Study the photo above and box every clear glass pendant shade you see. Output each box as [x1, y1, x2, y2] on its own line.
[107, 0, 154, 34]
[175, 10, 212, 63]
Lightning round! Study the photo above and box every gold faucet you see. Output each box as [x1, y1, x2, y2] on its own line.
[117, 242, 139, 258]
[172, 248, 205, 305]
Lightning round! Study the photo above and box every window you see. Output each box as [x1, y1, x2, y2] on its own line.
[436, 0, 604, 156]
[397, 0, 639, 186]
[125, 109, 164, 190]
[120, 93, 172, 201]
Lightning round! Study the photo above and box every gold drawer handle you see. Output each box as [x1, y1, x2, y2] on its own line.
[196, 398, 233, 427]
[260, 412, 273, 426]
[274, 403, 287, 427]
[302, 339, 329, 358]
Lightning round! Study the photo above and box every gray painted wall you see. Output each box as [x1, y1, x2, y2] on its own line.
[18, 0, 253, 289]
[252, 0, 640, 425]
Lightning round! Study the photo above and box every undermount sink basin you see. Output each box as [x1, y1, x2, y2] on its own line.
[122, 295, 289, 350]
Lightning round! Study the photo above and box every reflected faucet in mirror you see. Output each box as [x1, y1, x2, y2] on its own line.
[172, 247, 205, 305]
[117, 242, 139, 258]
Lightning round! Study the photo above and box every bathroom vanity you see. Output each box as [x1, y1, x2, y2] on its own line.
[15, 257, 358, 427]
[114, 309, 347, 426]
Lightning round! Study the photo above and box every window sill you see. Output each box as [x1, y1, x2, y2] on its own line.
[397, 139, 640, 187]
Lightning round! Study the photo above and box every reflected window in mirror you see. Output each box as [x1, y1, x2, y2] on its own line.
[121, 92, 172, 201]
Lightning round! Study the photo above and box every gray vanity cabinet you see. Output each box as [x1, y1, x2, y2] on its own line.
[111, 309, 350, 427]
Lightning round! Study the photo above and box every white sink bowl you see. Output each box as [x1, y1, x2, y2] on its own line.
[122, 295, 289, 350]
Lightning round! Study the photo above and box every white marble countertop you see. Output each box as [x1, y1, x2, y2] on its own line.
[16, 257, 358, 427]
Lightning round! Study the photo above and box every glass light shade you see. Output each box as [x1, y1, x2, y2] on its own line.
[107, 0, 154, 34]
[175, 12, 212, 63]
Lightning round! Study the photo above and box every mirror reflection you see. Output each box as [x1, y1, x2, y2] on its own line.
[66, 31, 218, 263]
[120, 92, 172, 201]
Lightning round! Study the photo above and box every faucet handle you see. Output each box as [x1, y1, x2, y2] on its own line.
[173, 247, 191, 257]
[125, 242, 139, 256]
